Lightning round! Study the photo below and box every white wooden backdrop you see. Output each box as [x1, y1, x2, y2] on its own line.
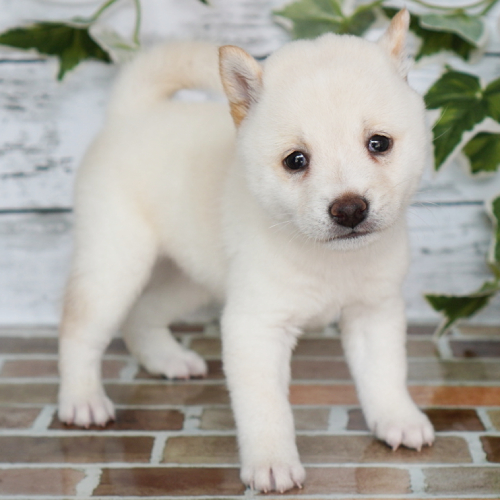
[1, 0, 500, 326]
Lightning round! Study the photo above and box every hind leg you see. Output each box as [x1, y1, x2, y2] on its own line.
[122, 260, 212, 379]
[58, 206, 158, 427]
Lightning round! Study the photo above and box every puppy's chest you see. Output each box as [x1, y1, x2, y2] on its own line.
[277, 255, 379, 324]
[306, 263, 370, 307]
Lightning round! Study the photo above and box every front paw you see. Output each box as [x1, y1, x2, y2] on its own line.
[240, 450, 305, 493]
[370, 407, 435, 451]
[58, 385, 115, 428]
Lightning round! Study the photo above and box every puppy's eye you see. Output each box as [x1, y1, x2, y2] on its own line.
[368, 135, 392, 154]
[283, 151, 309, 171]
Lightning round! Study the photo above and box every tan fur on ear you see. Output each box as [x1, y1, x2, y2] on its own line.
[219, 45, 263, 127]
[378, 9, 411, 78]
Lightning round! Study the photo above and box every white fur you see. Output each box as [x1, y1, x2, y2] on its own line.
[59, 19, 434, 493]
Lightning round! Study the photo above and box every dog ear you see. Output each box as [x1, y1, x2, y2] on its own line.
[219, 45, 263, 127]
[378, 9, 411, 79]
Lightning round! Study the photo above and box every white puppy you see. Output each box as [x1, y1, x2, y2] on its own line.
[58, 9, 434, 492]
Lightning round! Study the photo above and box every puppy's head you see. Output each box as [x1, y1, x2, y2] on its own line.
[219, 10, 428, 250]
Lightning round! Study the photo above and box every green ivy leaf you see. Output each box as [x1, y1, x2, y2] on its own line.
[414, 27, 476, 61]
[341, 1, 382, 36]
[432, 103, 487, 169]
[383, 7, 476, 61]
[419, 13, 486, 46]
[425, 70, 487, 169]
[426, 281, 499, 336]
[0, 22, 112, 80]
[483, 76, 500, 121]
[463, 133, 500, 174]
[274, 0, 381, 39]
[424, 70, 482, 109]
[489, 195, 500, 266]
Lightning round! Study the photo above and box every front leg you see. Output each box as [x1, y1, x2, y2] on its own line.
[340, 296, 434, 451]
[222, 309, 305, 493]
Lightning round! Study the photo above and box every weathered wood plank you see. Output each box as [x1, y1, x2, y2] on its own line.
[0, 206, 498, 326]
[0, 60, 115, 209]
[0, 211, 72, 325]
[406, 203, 499, 322]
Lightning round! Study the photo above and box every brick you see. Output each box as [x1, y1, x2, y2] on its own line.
[200, 407, 330, 431]
[0, 337, 128, 355]
[408, 360, 500, 382]
[0, 337, 58, 354]
[106, 383, 229, 405]
[347, 408, 484, 432]
[456, 325, 500, 336]
[170, 322, 205, 333]
[0, 359, 126, 379]
[407, 339, 438, 357]
[301, 467, 410, 495]
[162, 435, 470, 464]
[407, 324, 437, 335]
[97, 466, 409, 496]
[290, 384, 359, 405]
[0, 468, 85, 495]
[136, 360, 223, 380]
[94, 467, 245, 496]
[164, 436, 238, 464]
[291, 359, 500, 382]
[293, 408, 331, 431]
[488, 410, 500, 430]
[0, 407, 41, 428]
[409, 386, 500, 406]
[190, 338, 221, 358]
[296, 436, 471, 464]
[200, 408, 235, 430]
[424, 408, 485, 431]
[481, 436, 500, 463]
[0, 381, 229, 406]
[291, 359, 351, 380]
[290, 384, 500, 406]
[50, 409, 184, 431]
[294, 338, 344, 357]
[0, 383, 57, 404]
[346, 408, 369, 431]
[450, 340, 500, 358]
[0, 436, 154, 463]
[424, 467, 500, 495]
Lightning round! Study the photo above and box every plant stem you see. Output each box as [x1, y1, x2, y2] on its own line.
[409, 0, 491, 11]
[481, 0, 500, 15]
[89, 0, 121, 23]
[132, 0, 142, 45]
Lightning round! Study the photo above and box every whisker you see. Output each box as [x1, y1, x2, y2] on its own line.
[269, 220, 293, 230]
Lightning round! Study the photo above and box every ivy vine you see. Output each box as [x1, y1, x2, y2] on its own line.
[0, 0, 205, 79]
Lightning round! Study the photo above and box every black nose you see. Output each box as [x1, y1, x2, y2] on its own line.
[329, 195, 369, 228]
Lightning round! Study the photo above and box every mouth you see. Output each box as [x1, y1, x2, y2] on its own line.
[325, 231, 371, 242]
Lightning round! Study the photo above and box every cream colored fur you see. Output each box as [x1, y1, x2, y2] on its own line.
[58, 10, 434, 493]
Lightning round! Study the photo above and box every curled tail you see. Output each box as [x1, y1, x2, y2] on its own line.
[107, 41, 224, 119]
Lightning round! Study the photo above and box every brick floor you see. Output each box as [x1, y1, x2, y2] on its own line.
[0, 323, 499, 499]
